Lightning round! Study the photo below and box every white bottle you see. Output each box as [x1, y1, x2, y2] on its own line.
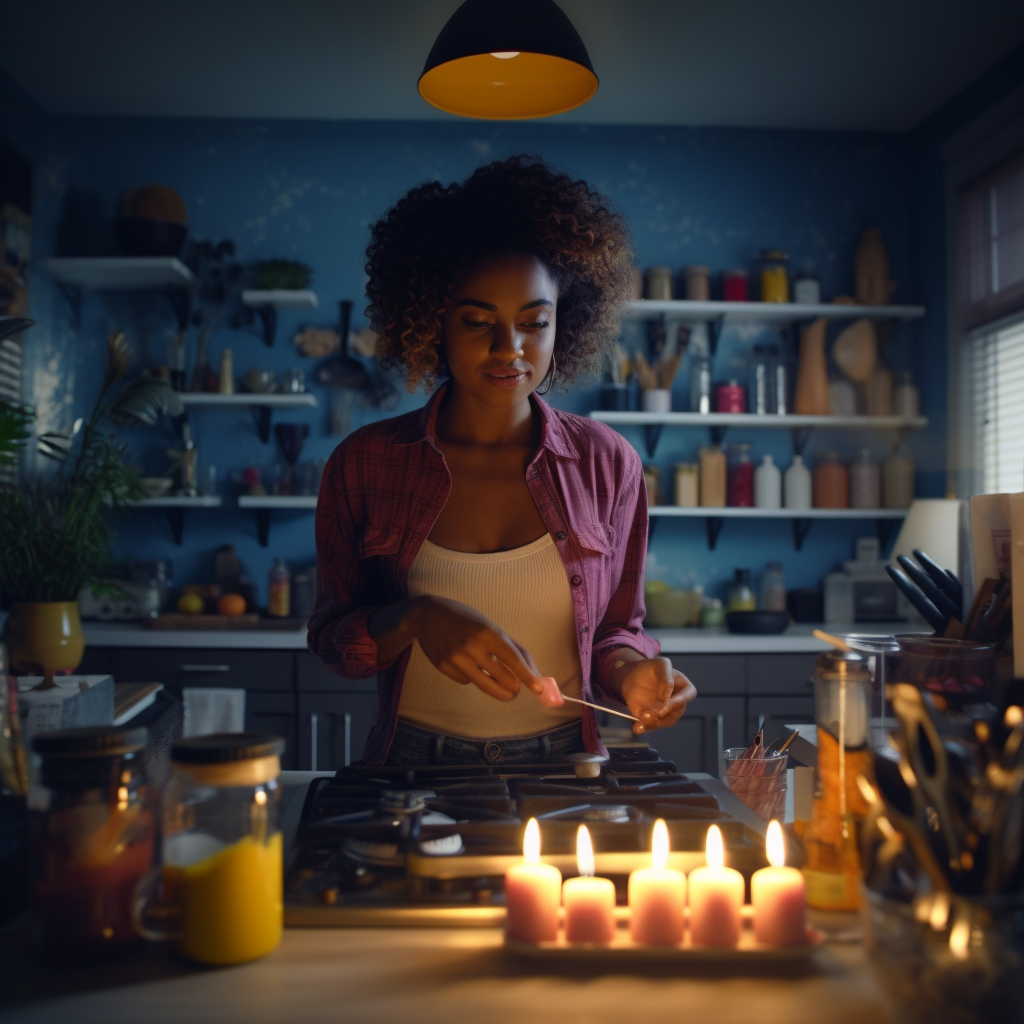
[754, 454, 782, 508]
[784, 454, 812, 509]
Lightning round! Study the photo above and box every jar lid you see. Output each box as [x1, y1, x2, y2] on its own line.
[33, 726, 148, 758]
[171, 732, 285, 764]
[815, 650, 868, 674]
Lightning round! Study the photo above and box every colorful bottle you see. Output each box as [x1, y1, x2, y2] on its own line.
[267, 558, 291, 618]
[727, 445, 754, 507]
[813, 452, 849, 509]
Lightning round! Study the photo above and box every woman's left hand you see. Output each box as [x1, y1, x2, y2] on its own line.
[618, 656, 697, 736]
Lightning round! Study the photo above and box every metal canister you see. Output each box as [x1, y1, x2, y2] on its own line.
[760, 250, 790, 303]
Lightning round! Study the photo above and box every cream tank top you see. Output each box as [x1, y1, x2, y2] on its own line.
[398, 533, 584, 739]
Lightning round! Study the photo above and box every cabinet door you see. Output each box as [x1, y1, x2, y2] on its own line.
[297, 693, 378, 771]
[633, 695, 746, 776]
[246, 692, 299, 771]
[669, 654, 745, 695]
[747, 654, 817, 696]
[109, 648, 294, 691]
[747, 696, 815, 747]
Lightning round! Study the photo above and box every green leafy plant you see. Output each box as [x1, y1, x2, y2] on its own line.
[252, 258, 313, 291]
[0, 332, 184, 602]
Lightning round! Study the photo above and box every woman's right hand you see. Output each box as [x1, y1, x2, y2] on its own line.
[410, 595, 542, 702]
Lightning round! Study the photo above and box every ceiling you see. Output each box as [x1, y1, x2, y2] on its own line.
[3, 0, 1024, 132]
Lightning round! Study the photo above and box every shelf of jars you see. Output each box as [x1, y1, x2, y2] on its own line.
[646, 504, 908, 551]
[623, 299, 926, 324]
[128, 496, 223, 546]
[589, 410, 928, 457]
[177, 393, 317, 443]
[237, 495, 318, 546]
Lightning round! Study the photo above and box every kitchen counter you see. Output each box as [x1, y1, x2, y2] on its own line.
[79, 621, 912, 653]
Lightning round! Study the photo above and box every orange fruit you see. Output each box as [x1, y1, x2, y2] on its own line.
[216, 593, 247, 617]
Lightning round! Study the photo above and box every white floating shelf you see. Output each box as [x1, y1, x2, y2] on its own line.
[238, 496, 317, 509]
[178, 393, 317, 408]
[242, 290, 318, 310]
[624, 299, 925, 322]
[589, 412, 928, 430]
[48, 257, 194, 290]
[648, 506, 907, 519]
[130, 496, 223, 508]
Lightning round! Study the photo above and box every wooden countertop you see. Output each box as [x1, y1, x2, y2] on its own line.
[3, 925, 894, 1024]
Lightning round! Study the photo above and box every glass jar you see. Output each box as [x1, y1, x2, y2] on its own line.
[136, 733, 285, 965]
[688, 355, 712, 413]
[721, 268, 749, 302]
[803, 651, 873, 911]
[30, 726, 153, 960]
[728, 569, 756, 612]
[760, 561, 787, 612]
[701, 598, 725, 627]
[645, 266, 674, 301]
[674, 462, 699, 507]
[682, 265, 711, 301]
[760, 250, 790, 303]
[792, 272, 821, 305]
[727, 444, 754, 507]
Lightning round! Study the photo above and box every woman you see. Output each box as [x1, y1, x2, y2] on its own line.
[307, 155, 696, 766]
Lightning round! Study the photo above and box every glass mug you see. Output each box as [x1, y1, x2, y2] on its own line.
[134, 733, 285, 965]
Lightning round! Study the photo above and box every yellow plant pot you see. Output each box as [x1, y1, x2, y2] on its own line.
[7, 601, 85, 687]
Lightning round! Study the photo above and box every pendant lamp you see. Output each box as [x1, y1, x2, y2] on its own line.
[418, 0, 598, 120]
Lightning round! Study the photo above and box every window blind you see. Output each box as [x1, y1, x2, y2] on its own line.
[969, 313, 1024, 495]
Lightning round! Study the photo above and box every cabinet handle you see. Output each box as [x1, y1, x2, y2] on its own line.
[310, 712, 319, 772]
[180, 664, 230, 672]
[715, 714, 725, 760]
[343, 712, 352, 767]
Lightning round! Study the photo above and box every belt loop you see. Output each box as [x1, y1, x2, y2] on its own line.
[434, 733, 445, 764]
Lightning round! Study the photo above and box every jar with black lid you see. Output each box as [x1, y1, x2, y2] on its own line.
[30, 726, 152, 960]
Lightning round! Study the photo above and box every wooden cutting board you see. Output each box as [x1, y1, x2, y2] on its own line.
[144, 614, 307, 631]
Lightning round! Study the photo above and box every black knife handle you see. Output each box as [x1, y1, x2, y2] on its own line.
[886, 564, 948, 633]
[912, 548, 964, 608]
[897, 555, 962, 622]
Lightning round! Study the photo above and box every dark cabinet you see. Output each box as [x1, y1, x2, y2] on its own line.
[110, 648, 295, 691]
[246, 692, 299, 771]
[297, 692, 378, 770]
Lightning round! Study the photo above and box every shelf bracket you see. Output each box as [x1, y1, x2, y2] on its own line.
[706, 516, 725, 550]
[710, 425, 729, 445]
[254, 508, 272, 547]
[708, 317, 725, 359]
[790, 426, 813, 455]
[644, 424, 664, 458]
[164, 508, 186, 546]
[252, 406, 273, 444]
[254, 304, 278, 348]
[792, 518, 813, 551]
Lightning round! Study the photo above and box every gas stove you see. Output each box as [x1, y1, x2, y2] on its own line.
[284, 747, 771, 926]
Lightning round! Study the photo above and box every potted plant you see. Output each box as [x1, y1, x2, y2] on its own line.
[0, 327, 183, 687]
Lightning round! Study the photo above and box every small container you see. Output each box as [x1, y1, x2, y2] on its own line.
[720, 747, 787, 820]
[674, 462, 699, 507]
[850, 450, 881, 509]
[716, 380, 747, 413]
[643, 465, 661, 507]
[792, 272, 821, 305]
[645, 266, 674, 301]
[749, 345, 774, 414]
[784, 454, 813, 509]
[813, 452, 849, 508]
[893, 372, 920, 418]
[760, 561, 787, 612]
[280, 368, 306, 394]
[267, 558, 291, 617]
[30, 727, 153, 961]
[135, 733, 285, 965]
[721, 269, 749, 302]
[754, 453, 782, 508]
[640, 388, 671, 413]
[218, 350, 234, 395]
[727, 444, 754, 507]
[760, 250, 790, 303]
[883, 449, 914, 509]
[699, 445, 727, 507]
[700, 598, 725, 628]
[683, 265, 711, 301]
[689, 355, 712, 413]
[728, 568, 756, 612]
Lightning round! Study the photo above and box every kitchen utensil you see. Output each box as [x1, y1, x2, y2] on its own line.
[896, 555, 962, 624]
[885, 564, 947, 633]
[317, 300, 370, 391]
[912, 549, 964, 611]
[725, 610, 790, 634]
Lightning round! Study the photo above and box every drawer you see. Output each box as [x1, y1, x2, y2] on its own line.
[746, 654, 817, 695]
[667, 654, 744, 695]
[297, 651, 376, 693]
[110, 648, 295, 691]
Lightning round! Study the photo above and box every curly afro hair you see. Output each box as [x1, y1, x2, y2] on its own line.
[365, 155, 635, 391]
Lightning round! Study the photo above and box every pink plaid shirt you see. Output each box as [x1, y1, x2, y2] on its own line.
[307, 383, 659, 764]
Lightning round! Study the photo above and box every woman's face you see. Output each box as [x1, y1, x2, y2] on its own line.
[441, 254, 558, 407]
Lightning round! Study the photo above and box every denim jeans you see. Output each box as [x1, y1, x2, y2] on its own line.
[385, 717, 586, 766]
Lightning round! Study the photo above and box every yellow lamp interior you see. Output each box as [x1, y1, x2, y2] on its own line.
[419, 51, 598, 120]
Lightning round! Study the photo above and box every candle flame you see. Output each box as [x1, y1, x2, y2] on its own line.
[523, 818, 540, 863]
[949, 916, 971, 959]
[652, 818, 669, 869]
[705, 824, 724, 870]
[576, 824, 595, 877]
[766, 819, 785, 868]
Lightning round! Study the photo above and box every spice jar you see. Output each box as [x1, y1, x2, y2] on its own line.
[803, 651, 873, 910]
[683, 265, 711, 301]
[699, 445, 726, 507]
[674, 462, 699, 507]
[721, 269, 749, 302]
[135, 733, 285, 965]
[716, 380, 747, 414]
[813, 452, 849, 509]
[759, 250, 790, 303]
[30, 726, 153, 961]
[645, 266, 674, 301]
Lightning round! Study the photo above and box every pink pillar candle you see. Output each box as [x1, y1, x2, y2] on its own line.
[628, 820, 686, 945]
[751, 820, 807, 946]
[505, 819, 562, 942]
[562, 825, 616, 943]
[687, 825, 744, 947]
